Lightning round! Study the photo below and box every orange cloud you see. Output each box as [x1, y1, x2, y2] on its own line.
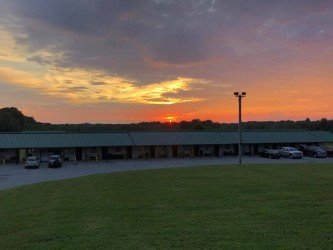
[0, 25, 209, 105]
[0, 65, 208, 104]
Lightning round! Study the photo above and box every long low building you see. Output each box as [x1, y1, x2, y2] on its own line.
[0, 131, 332, 162]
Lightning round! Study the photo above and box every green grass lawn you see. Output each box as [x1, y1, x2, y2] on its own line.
[0, 164, 332, 249]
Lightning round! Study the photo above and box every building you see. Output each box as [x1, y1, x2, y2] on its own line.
[0, 131, 332, 163]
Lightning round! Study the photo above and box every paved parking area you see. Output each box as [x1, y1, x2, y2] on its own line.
[0, 156, 332, 190]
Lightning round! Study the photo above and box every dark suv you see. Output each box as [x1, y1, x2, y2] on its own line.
[301, 146, 327, 158]
[260, 149, 280, 159]
[48, 155, 63, 168]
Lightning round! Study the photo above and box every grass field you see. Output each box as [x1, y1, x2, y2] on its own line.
[0, 164, 332, 249]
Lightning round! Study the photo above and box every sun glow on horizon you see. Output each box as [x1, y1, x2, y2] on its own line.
[166, 116, 177, 123]
[0, 0, 333, 123]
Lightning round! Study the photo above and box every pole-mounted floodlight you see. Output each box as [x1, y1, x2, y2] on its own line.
[234, 91, 246, 164]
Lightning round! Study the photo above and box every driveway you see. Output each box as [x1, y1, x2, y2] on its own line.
[0, 156, 333, 190]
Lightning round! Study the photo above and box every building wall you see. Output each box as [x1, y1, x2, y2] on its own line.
[105, 146, 126, 155]
[132, 145, 218, 158]
[133, 146, 150, 158]
[61, 148, 76, 161]
[0, 149, 18, 162]
[155, 145, 171, 158]
[167, 146, 173, 158]
[104, 146, 127, 159]
[198, 145, 214, 157]
[82, 147, 102, 161]
[0, 141, 329, 164]
[132, 146, 173, 158]
[219, 144, 235, 156]
[177, 145, 195, 157]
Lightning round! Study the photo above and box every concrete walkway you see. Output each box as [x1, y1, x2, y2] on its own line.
[1, 156, 332, 190]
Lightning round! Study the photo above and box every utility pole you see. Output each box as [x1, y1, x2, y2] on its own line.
[234, 92, 246, 164]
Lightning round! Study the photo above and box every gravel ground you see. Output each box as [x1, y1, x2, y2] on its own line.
[0, 156, 332, 190]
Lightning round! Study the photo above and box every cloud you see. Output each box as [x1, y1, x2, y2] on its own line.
[0, 9, 211, 105]
[0, 0, 333, 122]
[149, 29, 211, 64]
[3, 0, 333, 79]
[0, 64, 208, 104]
[90, 81, 108, 86]
[46, 68, 209, 104]
[0, 0, 221, 77]
[0, 26, 27, 62]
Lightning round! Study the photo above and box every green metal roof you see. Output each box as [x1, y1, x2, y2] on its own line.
[130, 131, 333, 146]
[242, 131, 333, 144]
[129, 131, 235, 145]
[0, 132, 133, 148]
[0, 131, 332, 148]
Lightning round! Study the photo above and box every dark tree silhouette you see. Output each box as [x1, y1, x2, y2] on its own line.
[0, 107, 332, 132]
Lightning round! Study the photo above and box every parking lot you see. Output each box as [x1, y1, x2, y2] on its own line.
[0, 156, 332, 190]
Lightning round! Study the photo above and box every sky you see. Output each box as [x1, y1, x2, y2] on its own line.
[0, 0, 332, 123]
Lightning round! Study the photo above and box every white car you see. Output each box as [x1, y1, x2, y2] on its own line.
[279, 147, 303, 159]
[25, 157, 40, 169]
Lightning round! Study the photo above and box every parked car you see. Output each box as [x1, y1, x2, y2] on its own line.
[25, 156, 40, 169]
[41, 152, 51, 162]
[301, 146, 327, 158]
[321, 146, 333, 157]
[48, 155, 62, 168]
[279, 147, 303, 159]
[260, 149, 280, 159]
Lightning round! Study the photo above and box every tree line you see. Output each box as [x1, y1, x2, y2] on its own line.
[0, 107, 332, 132]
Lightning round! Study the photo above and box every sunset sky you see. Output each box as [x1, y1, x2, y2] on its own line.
[0, 0, 332, 123]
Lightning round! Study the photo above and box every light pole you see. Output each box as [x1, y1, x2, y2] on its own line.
[234, 92, 246, 164]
